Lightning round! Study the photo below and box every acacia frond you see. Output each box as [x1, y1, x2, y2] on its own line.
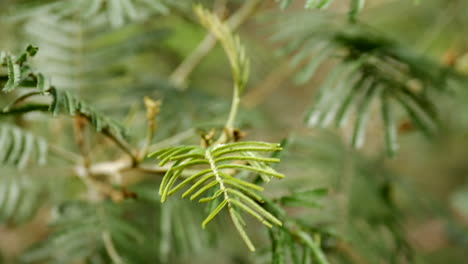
[19, 12, 170, 91]
[149, 141, 285, 251]
[21, 201, 144, 264]
[274, 18, 466, 156]
[158, 199, 212, 261]
[49, 87, 127, 140]
[0, 46, 128, 141]
[262, 192, 330, 264]
[1, 45, 42, 93]
[0, 123, 47, 168]
[273, 132, 415, 263]
[0, 172, 45, 224]
[195, 5, 250, 92]
[8, 0, 173, 28]
[265, 187, 330, 264]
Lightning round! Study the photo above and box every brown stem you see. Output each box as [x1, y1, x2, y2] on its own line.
[101, 128, 138, 167]
[74, 115, 91, 169]
[49, 144, 82, 164]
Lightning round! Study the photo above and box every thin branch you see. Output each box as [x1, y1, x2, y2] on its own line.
[102, 231, 124, 264]
[169, 0, 264, 89]
[78, 156, 203, 179]
[101, 128, 138, 166]
[2, 91, 44, 112]
[75, 159, 135, 201]
[0, 103, 49, 115]
[127, 165, 168, 175]
[49, 144, 82, 164]
[74, 115, 91, 169]
[0, 75, 37, 88]
[169, 34, 216, 89]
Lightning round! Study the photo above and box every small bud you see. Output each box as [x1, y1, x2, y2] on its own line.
[144, 96, 161, 121]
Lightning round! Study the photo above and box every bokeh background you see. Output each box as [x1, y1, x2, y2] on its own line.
[1, 0, 468, 263]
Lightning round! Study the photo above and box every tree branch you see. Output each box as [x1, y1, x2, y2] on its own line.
[49, 144, 82, 164]
[0, 103, 49, 115]
[101, 128, 138, 166]
[74, 115, 91, 170]
[2, 91, 44, 112]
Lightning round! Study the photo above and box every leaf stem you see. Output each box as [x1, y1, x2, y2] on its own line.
[226, 84, 241, 130]
[204, 148, 257, 251]
[2, 91, 43, 112]
[216, 83, 241, 144]
[205, 149, 229, 203]
[102, 231, 124, 264]
[102, 128, 138, 166]
[49, 144, 82, 164]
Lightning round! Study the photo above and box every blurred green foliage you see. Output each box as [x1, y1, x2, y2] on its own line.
[0, 0, 468, 263]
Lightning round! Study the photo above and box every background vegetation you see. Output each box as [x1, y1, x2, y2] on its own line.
[1, 0, 468, 263]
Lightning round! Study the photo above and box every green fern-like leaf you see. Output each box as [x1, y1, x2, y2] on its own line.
[0, 46, 128, 141]
[49, 87, 127, 140]
[0, 172, 46, 224]
[195, 5, 250, 92]
[21, 201, 144, 264]
[3, 54, 21, 92]
[0, 123, 47, 168]
[262, 192, 330, 264]
[8, 0, 173, 28]
[273, 132, 415, 263]
[1, 45, 39, 93]
[274, 17, 466, 156]
[149, 141, 285, 251]
[272, 230, 328, 264]
[21, 12, 170, 92]
[157, 199, 211, 262]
